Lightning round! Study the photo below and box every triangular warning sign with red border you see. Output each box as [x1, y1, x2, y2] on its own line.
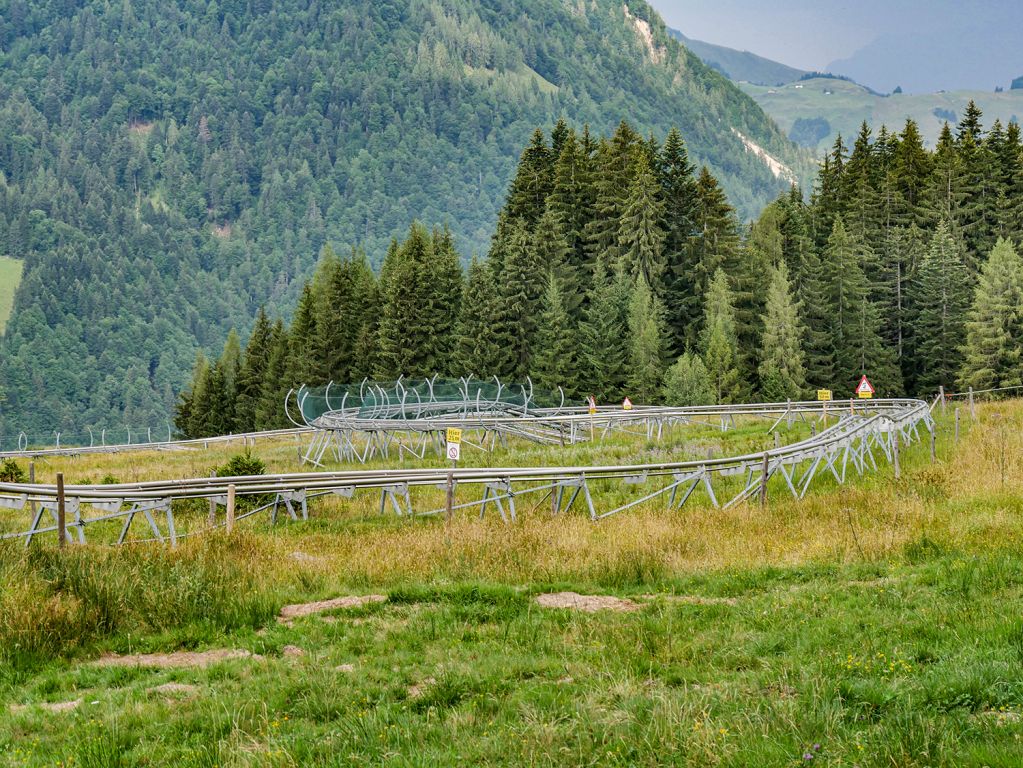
[856, 375, 874, 395]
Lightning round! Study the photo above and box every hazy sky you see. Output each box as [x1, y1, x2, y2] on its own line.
[649, 1, 1022, 73]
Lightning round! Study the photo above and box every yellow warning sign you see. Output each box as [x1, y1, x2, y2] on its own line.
[446, 427, 462, 444]
[817, 389, 832, 401]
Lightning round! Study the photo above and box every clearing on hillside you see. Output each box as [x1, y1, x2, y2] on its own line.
[0, 255, 23, 335]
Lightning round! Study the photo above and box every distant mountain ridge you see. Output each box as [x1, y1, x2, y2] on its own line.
[667, 28, 806, 86]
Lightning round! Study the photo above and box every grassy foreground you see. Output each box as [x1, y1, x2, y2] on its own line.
[1, 403, 1022, 766]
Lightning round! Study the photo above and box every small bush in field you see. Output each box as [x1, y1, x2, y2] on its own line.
[0, 458, 27, 483]
[215, 452, 266, 478]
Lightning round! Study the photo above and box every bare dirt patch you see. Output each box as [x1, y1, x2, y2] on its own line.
[289, 550, 325, 565]
[278, 594, 387, 625]
[94, 649, 260, 669]
[149, 682, 199, 697]
[10, 698, 83, 714]
[282, 645, 305, 658]
[407, 677, 436, 699]
[211, 222, 232, 238]
[534, 592, 639, 613]
[335, 663, 356, 673]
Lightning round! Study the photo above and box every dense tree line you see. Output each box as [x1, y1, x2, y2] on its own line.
[178, 108, 1023, 437]
[0, 0, 802, 437]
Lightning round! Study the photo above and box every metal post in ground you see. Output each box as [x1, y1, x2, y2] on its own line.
[56, 472, 66, 548]
[759, 452, 769, 508]
[969, 387, 975, 420]
[445, 467, 455, 521]
[939, 385, 946, 414]
[930, 424, 936, 463]
[955, 407, 960, 443]
[27, 462, 36, 549]
[208, 472, 216, 527]
[893, 432, 901, 480]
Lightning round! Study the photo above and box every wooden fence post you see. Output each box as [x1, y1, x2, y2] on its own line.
[226, 484, 236, 534]
[969, 387, 975, 420]
[954, 407, 960, 443]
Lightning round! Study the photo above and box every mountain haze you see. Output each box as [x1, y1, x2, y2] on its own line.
[826, 12, 1023, 94]
[0, 0, 806, 437]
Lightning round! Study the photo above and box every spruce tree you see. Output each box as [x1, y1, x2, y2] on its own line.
[758, 262, 806, 400]
[931, 123, 968, 237]
[174, 351, 209, 437]
[701, 268, 741, 404]
[659, 127, 699, 356]
[255, 320, 291, 429]
[579, 264, 631, 401]
[682, 167, 741, 348]
[618, 153, 666, 288]
[530, 274, 576, 396]
[662, 352, 714, 406]
[494, 218, 545, 380]
[454, 258, 503, 378]
[822, 218, 900, 393]
[532, 207, 578, 317]
[958, 129, 999, 261]
[798, 246, 835, 388]
[287, 283, 321, 387]
[893, 119, 934, 229]
[505, 128, 555, 226]
[234, 307, 273, 431]
[548, 128, 596, 289]
[842, 122, 882, 254]
[429, 226, 465, 373]
[584, 122, 641, 274]
[375, 222, 456, 379]
[911, 221, 971, 392]
[625, 275, 667, 403]
[959, 238, 1023, 390]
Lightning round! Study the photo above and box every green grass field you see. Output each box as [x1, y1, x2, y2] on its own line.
[2, 403, 1022, 766]
[0, 255, 24, 335]
[742, 77, 1023, 152]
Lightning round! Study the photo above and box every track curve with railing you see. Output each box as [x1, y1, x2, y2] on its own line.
[0, 398, 933, 546]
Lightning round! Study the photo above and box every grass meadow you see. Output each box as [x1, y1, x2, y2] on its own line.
[1, 402, 1022, 766]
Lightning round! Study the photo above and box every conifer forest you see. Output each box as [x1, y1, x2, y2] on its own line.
[177, 107, 1023, 438]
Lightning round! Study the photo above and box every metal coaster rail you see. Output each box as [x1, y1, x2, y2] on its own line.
[0, 398, 933, 546]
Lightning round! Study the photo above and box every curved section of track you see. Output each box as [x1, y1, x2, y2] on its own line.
[0, 399, 933, 546]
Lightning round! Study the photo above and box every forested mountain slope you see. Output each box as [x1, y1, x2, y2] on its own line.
[0, 0, 806, 437]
